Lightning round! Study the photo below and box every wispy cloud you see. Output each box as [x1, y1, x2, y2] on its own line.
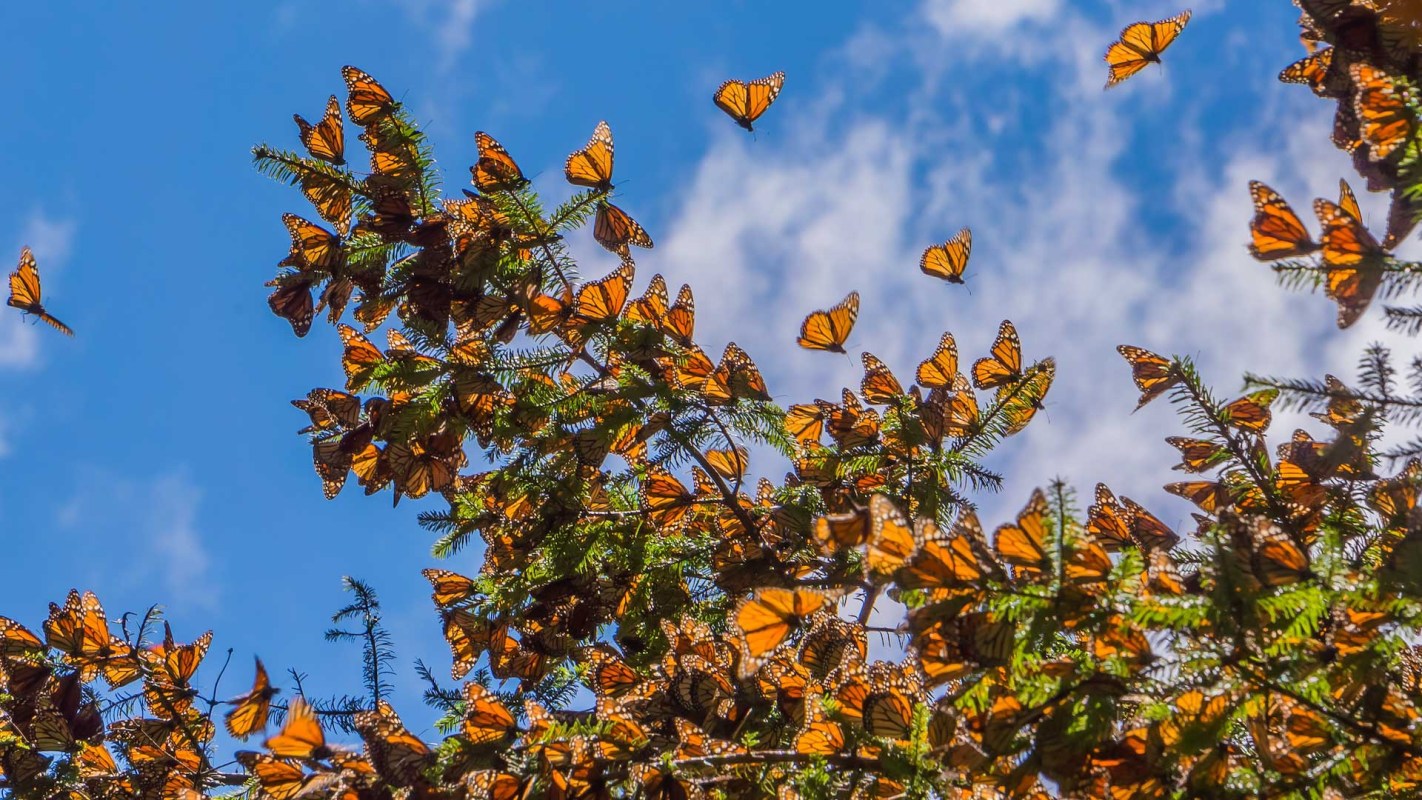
[395, 0, 496, 71]
[56, 468, 218, 610]
[921, 0, 1062, 37]
[654, 3, 1369, 530]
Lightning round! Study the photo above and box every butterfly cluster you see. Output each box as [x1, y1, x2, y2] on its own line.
[1246, 1, 1422, 327]
[14, 6, 1422, 796]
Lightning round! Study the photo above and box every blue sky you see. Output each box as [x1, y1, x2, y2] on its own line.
[0, 0, 1402, 743]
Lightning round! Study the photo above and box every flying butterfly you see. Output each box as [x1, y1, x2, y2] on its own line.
[920, 228, 972, 284]
[593, 202, 654, 254]
[342, 65, 397, 125]
[264, 696, 334, 760]
[565, 120, 615, 193]
[7, 247, 72, 336]
[1103, 10, 1192, 88]
[1315, 197, 1386, 328]
[714, 71, 786, 131]
[225, 657, 279, 739]
[294, 95, 345, 165]
[797, 291, 859, 352]
[972, 320, 1022, 390]
[1247, 181, 1317, 260]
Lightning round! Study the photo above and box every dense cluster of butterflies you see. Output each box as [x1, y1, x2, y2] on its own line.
[11, 5, 1422, 797]
[6, 247, 72, 336]
[1245, 0, 1422, 327]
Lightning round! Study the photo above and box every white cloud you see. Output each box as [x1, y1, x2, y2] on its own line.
[922, 0, 1062, 37]
[653, 0, 1386, 535]
[143, 472, 217, 611]
[55, 468, 218, 610]
[396, 0, 495, 70]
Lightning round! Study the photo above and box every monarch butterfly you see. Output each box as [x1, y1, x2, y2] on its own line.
[713, 71, 786, 131]
[796, 290, 859, 352]
[586, 646, 641, 700]
[471, 131, 527, 193]
[674, 717, 747, 759]
[1314, 197, 1386, 328]
[0, 616, 43, 657]
[237, 751, 332, 800]
[264, 696, 334, 760]
[1279, 47, 1336, 96]
[1165, 480, 1231, 513]
[813, 507, 870, 552]
[972, 320, 1022, 390]
[1338, 177, 1364, 223]
[1103, 10, 1192, 88]
[142, 624, 212, 713]
[665, 283, 696, 345]
[866, 494, 917, 578]
[422, 568, 475, 607]
[899, 510, 1001, 599]
[573, 258, 634, 325]
[1117, 345, 1178, 410]
[795, 695, 846, 755]
[861, 352, 905, 404]
[1226, 513, 1313, 588]
[1247, 181, 1317, 260]
[1351, 62, 1413, 162]
[593, 201, 654, 254]
[916, 332, 960, 390]
[733, 587, 840, 675]
[354, 701, 432, 787]
[641, 466, 694, 528]
[705, 342, 771, 404]
[294, 95, 345, 165]
[706, 445, 750, 481]
[386, 434, 462, 500]
[994, 489, 1052, 583]
[920, 228, 972, 284]
[862, 687, 917, 741]
[338, 324, 385, 391]
[44, 590, 136, 688]
[999, 359, 1053, 435]
[342, 65, 396, 125]
[565, 120, 615, 193]
[362, 124, 420, 183]
[1385, 189, 1422, 250]
[1223, 389, 1276, 433]
[225, 657, 279, 739]
[7, 247, 72, 336]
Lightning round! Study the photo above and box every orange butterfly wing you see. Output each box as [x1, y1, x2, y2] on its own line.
[1314, 198, 1385, 328]
[1247, 181, 1317, 260]
[916, 332, 959, 389]
[971, 320, 1022, 390]
[225, 657, 277, 739]
[471, 131, 527, 192]
[1117, 344, 1178, 410]
[920, 228, 972, 283]
[714, 71, 785, 131]
[294, 95, 345, 165]
[264, 696, 329, 760]
[1104, 10, 1191, 88]
[796, 291, 859, 352]
[593, 202, 653, 254]
[7, 247, 72, 336]
[342, 65, 396, 125]
[565, 120, 615, 192]
[1351, 63, 1413, 162]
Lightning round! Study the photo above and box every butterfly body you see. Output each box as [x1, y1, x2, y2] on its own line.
[8, 247, 72, 336]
